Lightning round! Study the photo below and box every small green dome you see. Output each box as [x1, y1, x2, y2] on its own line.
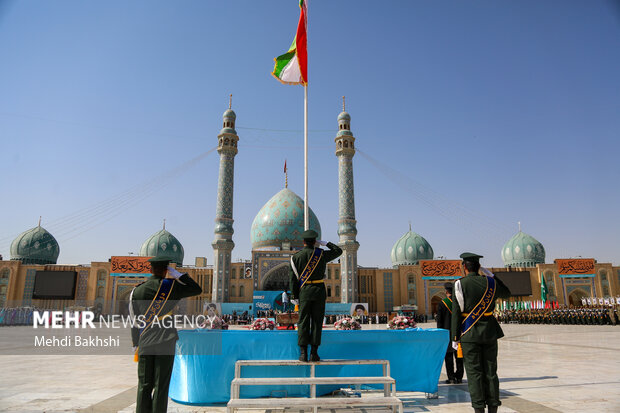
[338, 111, 351, 122]
[10, 225, 60, 265]
[390, 229, 433, 266]
[223, 109, 236, 120]
[251, 188, 321, 250]
[140, 229, 184, 266]
[501, 231, 545, 267]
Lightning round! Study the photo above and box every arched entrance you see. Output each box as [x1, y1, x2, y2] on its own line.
[568, 288, 588, 307]
[430, 294, 445, 316]
[115, 287, 133, 315]
[261, 263, 290, 291]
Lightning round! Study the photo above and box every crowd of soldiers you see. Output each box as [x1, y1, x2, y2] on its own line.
[497, 306, 618, 325]
[0, 307, 35, 326]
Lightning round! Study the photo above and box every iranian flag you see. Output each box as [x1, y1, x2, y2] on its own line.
[272, 0, 308, 85]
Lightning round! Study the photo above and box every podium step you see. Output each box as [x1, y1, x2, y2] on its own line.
[228, 358, 401, 413]
[234, 359, 390, 366]
[227, 395, 403, 409]
[232, 376, 395, 386]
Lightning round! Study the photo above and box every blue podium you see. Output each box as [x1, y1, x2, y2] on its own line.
[169, 328, 448, 405]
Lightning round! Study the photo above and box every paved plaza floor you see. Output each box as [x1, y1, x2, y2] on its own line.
[1, 323, 618, 412]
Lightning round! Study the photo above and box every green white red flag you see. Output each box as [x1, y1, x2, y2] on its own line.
[272, 0, 308, 85]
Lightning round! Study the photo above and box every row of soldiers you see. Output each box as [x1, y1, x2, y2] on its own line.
[0, 307, 34, 326]
[497, 307, 618, 325]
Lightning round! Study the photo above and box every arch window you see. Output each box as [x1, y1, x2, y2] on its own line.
[231, 269, 236, 279]
[239, 285, 245, 297]
[0, 268, 9, 280]
[544, 271, 556, 299]
[327, 286, 332, 297]
[230, 285, 236, 297]
[97, 270, 107, 282]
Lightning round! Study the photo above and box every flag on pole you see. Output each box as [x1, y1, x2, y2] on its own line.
[541, 273, 548, 304]
[272, 0, 308, 85]
[284, 159, 287, 173]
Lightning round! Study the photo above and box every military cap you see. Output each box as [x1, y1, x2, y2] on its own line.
[147, 255, 172, 264]
[301, 229, 319, 239]
[460, 252, 483, 262]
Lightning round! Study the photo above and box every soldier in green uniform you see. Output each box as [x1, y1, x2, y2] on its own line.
[436, 282, 464, 384]
[289, 229, 342, 362]
[130, 255, 202, 413]
[451, 253, 511, 413]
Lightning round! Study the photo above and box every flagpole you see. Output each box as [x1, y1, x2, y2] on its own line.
[304, 83, 309, 231]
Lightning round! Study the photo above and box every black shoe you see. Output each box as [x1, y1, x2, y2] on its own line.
[455, 378, 462, 384]
[299, 346, 308, 362]
[310, 345, 320, 362]
[444, 379, 453, 384]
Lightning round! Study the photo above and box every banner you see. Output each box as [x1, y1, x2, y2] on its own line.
[243, 263, 253, 279]
[556, 259, 595, 275]
[252, 291, 285, 315]
[110, 256, 152, 277]
[420, 260, 462, 279]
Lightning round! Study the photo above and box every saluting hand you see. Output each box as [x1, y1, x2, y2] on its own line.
[167, 266, 183, 279]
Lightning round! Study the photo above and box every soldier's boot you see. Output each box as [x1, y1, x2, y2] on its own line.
[487, 406, 498, 413]
[310, 345, 320, 362]
[299, 346, 308, 362]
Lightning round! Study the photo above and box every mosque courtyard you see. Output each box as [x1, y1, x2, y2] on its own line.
[0, 323, 618, 413]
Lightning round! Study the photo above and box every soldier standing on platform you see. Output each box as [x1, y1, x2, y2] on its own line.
[451, 253, 511, 413]
[289, 229, 342, 362]
[130, 255, 202, 413]
[436, 282, 464, 384]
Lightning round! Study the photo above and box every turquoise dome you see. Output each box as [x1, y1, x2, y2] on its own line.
[220, 109, 237, 135]
[251, 188, 321, 250]
[140, 229, 184, 266]
[338, 111, 351, 121]
[390, 229, 433, 266]
[223, 109, 236, 120]
[10, 225, 60, 265]
[501, 231, 545, 267]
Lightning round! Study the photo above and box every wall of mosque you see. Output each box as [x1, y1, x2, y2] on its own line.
[1, 257, 618, 315]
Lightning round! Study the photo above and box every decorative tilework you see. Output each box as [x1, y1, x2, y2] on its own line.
[383, 272, 393, 312]
[76, 270, 89, 303]
[213, 122, 238, 303]
[0, 268, 9, 307]
[250, 188, 321, 249]
[22, 269, 36, 306]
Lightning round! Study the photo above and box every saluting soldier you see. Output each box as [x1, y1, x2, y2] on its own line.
[289, 229, 342, 362]
[450, 253, 511, 413]
[436, 282, 464, 384]
[130, 255, 202, 413]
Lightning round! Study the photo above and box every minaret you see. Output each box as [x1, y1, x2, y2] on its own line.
[335, 97, 359, 303]
[212, 96, 239, 302]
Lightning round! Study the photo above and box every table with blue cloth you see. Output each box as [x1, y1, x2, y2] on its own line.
[169, 328, 448, 405]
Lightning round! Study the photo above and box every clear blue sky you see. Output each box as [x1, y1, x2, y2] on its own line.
[1, 0, 619, 268]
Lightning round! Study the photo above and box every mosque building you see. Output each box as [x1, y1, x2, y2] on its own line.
[1, 105, 618, 315]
